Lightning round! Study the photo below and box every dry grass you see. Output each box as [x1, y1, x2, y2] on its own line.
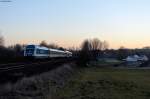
[0, 63, 75, 99]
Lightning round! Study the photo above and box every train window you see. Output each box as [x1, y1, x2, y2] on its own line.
[51, 51, 56, 54]
[36, 49, 42, 54]
[36, 49, 40, 54]
[41, 50, 44, 54]
[43, 50, 48, 54]
[36, 49, 49, 54]
[26, 49, 34, 54]
[26, 45, 35, 49]
[47, 50, 50, 54]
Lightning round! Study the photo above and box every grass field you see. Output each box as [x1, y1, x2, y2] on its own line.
[56, 67, 150, 99]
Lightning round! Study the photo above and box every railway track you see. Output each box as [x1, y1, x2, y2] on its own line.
[0, 61, 51, 72]
[0, 59, 52, 67]
[0, 58, 74, 84]
[0, 62, 47, 73]
[0, 59, 71, 73]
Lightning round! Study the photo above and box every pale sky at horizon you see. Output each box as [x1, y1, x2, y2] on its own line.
[0, 0, 150, 49]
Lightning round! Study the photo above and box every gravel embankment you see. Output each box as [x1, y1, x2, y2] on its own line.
[0, 63, 76, 99]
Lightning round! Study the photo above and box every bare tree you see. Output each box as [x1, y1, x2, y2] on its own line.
[117, 46, 130, 60]
[78, 39, 91, 66]
[143, 46, 150, 49]
[81, 39, 91, 51]
[90, 38, 109, 51]
[8, 44, 25, 58]
[48, 43, 59, 49]
[102, 40, 109, 50]
[40, 40, 49, 47]
[119, 46, 125, 49]
[90, 38, 107, 60]
[68, 46, 80, 51]
[0, 34, 4, 47]
[91, 38, 102, 50]
[40, 41, 60, 49]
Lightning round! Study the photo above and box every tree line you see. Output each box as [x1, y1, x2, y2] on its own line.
[0, 34, 150, 64]
[78, 38, 150, 66]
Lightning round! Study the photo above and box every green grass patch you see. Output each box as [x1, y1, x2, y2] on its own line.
[92, 59, 122, 66]
[56, 67, 150, 99]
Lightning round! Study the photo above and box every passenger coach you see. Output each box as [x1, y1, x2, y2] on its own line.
[24, 45, 72, 58]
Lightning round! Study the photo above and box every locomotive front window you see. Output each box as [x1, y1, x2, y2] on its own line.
[26, 49, 34, 54]
[25, 45, 35, 55]
[26, 45, 35, 49]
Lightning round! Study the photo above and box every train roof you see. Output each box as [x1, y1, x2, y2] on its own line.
[26, 44, 72, 54]
[36, 46, 49, 50]
[65, 51, 72, 54]
[49, 48, 66, 53]
[26, 45, 49, 50]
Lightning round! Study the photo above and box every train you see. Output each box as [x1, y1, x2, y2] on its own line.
[24, 45, 72, 58]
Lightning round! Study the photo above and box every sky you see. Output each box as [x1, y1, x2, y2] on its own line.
[0, 0, 150, 49]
